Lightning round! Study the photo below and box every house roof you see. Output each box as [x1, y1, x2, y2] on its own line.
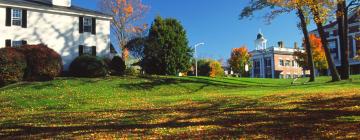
[311, 9, 359, 32]
[0, 0, 112, 17]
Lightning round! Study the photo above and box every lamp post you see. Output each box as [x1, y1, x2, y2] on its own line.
[194, 43, 205, 77]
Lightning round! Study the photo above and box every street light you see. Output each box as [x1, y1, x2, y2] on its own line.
[194, 42, 205, 77]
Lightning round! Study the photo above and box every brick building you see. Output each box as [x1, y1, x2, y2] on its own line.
[250, 32, 306, 79]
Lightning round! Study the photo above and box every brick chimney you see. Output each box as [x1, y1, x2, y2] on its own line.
[52, 0, 71, 7]
[294, 42, 298, 49]
[278, 41, 284, 48]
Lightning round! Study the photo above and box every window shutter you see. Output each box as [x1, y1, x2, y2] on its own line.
[22, 40, 27, 46]
[79, 45, 84, 56]
[79, 16, 84, 33]
[92, 46, 96, 56]
[22, 9, 27, 28]
[91, 18, 96, 35]
[5, 39, 11, 47]
[6, 8, 11, 26]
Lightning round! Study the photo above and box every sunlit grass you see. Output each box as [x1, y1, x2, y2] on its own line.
[0, 75, 359, 139]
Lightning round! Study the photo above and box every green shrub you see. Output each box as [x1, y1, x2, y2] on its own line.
[0, 48, 27, 86]
[125, 67, 140, 76]
[197, 59, 211, 76]
[69, 56, 108, 77]
[19, 44, 63, 81]
[110, 56, 126, 75]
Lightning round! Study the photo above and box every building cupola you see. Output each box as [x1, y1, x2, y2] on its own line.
[52, 0, 72, 7]
[254, 29, 267, 50]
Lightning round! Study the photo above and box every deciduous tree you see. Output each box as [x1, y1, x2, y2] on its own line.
[337, 0, 359, 80]
[294, 34, 328, 73]
[228, 46, 251, 77]
[307, 0, 341, 81]
[99, 0, 148, 61]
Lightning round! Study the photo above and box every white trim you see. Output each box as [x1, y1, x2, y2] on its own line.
[11, 8, 22, 26]
[0, 3, 112, 20]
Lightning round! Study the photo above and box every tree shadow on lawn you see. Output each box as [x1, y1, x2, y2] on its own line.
[118, 76, 286, 93]
[1, 94, 360, 139]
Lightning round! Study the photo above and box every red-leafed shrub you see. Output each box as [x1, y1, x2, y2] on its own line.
[18, 44, 63, 81]
[0, 48, 27, 86]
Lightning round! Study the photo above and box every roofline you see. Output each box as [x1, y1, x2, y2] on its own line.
[310, 9, 359, 32]
[0, 2, 112, 20]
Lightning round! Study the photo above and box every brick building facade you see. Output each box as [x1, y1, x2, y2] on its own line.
[250, 33, 306, 79]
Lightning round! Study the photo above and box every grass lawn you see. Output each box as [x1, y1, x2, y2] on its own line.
[1, 75, 360, 139]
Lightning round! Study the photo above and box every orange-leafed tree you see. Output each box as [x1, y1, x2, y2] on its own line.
[294, 34, 328, 73]
[99, 0, 148, 61]
[209, 60, 224, 78]
[228, 46, 251, 77]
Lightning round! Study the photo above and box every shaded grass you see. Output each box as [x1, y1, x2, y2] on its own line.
[0, 75, 360, 139]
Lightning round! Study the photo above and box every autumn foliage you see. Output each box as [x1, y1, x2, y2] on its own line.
[228, 46, 251, 76]
[294, 34, 328, 70]
[0, 48, 27, 86]
[0, 44, 62, 86]
[209, 60, 224, 78]
[100, 0, 148, 61]
[18, 44, 63, 81]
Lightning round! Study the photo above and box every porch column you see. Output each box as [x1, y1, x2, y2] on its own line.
[260, 57, 264, 78]
[251, 59, 255, 78]
[271, 56, 275, 78]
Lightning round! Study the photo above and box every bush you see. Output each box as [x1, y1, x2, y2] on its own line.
[0, 48, 27, 86]
[109, 56, 126, 75]
[197, 59, 211, 76]
[18, 44, 62, 81]
[196, 59, 224, 77]
[69, 55, 108, 77]
[209, 60, 224, 78]
[125, 67, 140, 76]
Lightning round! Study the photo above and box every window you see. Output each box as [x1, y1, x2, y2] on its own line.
[328, 40, 339, 59]
[12, 9, 22, 26]
[83, 46, 92, 55]
[285, 60, 291, 67]
[265, 58, 271, 67]
[83, 17, 92, 32]
[12, 41, 24, 47]
[356, 35, 360, 56]
[279, 74, 283, 79]
[279, 59, 284, 66]
[286, 74, 292, 79]
[291, 60, 295, 67]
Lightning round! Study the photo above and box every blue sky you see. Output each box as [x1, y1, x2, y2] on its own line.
[73, 0, 316, 60]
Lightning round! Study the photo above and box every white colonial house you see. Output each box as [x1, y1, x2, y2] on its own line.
[0, 0, 112, 70]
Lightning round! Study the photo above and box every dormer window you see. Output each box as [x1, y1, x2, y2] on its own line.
[83, 17, 92, 32]
[12, 9, 22, 26]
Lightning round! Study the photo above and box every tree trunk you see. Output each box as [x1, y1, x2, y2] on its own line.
[298, 8, 316, 82]
[312, 8, 341, 82]
[337, 1, 350, 80]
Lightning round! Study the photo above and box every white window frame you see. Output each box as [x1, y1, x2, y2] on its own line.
[12, 8, 22, 26]
[279, 59, 284, 66]
[12, 41, 23, 47]
[83, 17, 92, 33]
[285, 60, 291, 67]
[82, 46, 92, 55]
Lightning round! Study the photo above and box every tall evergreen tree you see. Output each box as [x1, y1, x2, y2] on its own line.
[142, 16, 193, 75]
